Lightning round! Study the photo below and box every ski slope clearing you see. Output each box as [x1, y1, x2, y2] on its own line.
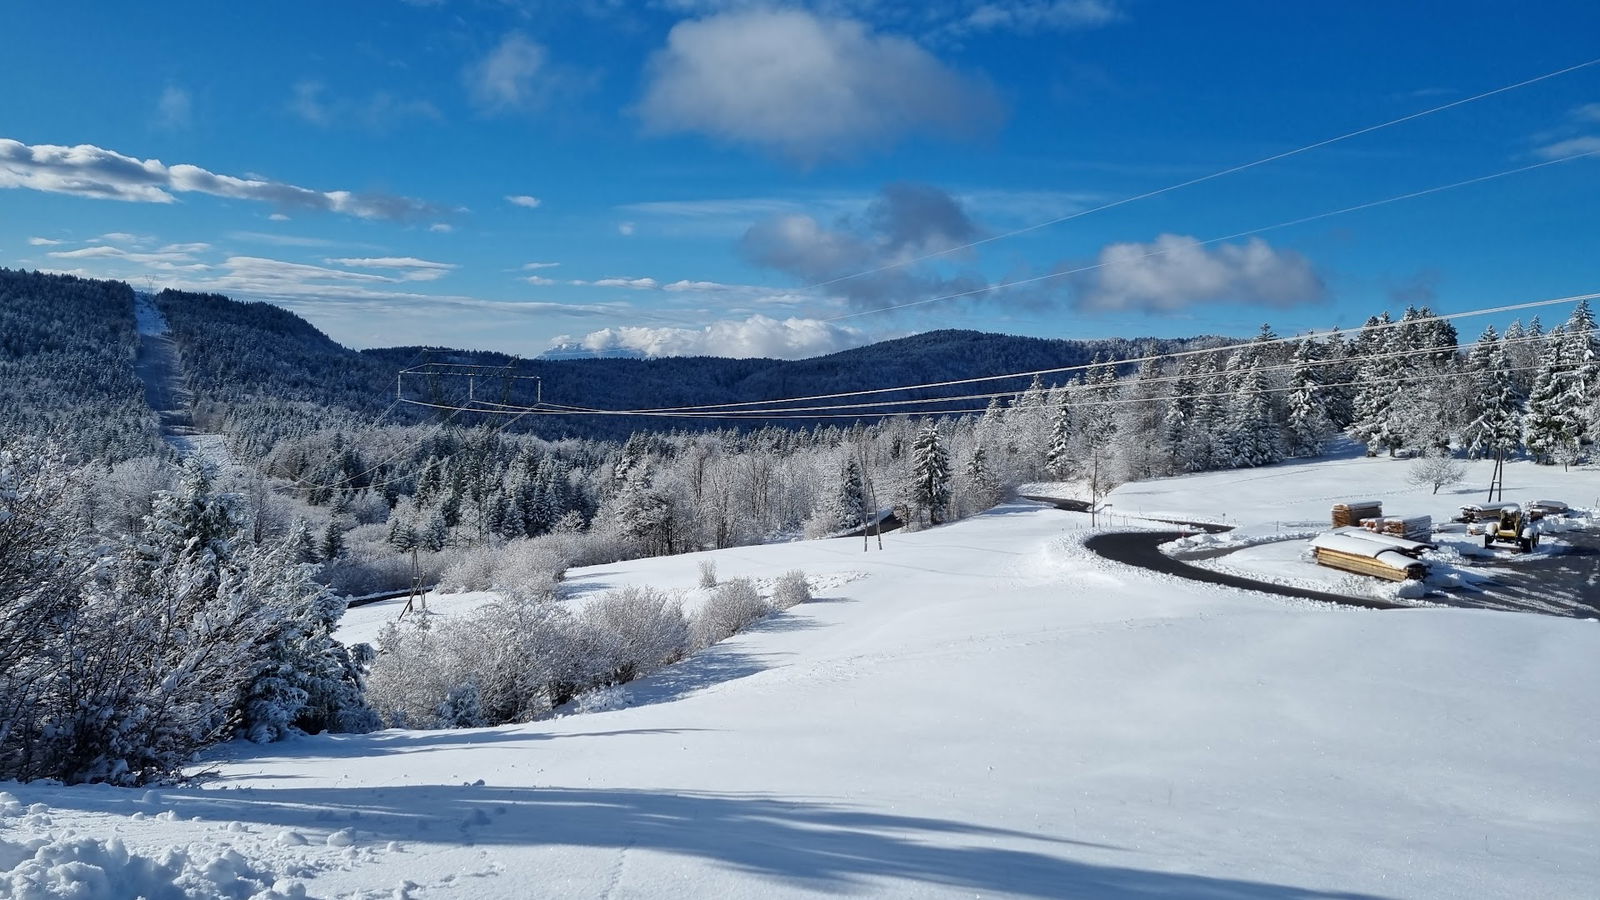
[5, 494, 1598, 899]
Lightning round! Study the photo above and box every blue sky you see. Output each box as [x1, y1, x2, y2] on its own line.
[3, 1, 1598, 358]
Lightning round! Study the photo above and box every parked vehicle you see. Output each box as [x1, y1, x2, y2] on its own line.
[1483, 505, 1539, 553]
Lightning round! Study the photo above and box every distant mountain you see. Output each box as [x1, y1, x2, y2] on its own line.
[0, 271, 1231, 455]
[538, 342, 650, 361]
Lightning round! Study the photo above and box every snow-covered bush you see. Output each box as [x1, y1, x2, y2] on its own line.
[439, 544, 500, 592]
[572, 684, 629, 714]
[581, 586, 690, 683]
[771, 570, 813, 609]
[435, 681, 486, 729]
[692, 578, 771, 650]
[493, 536, 572, 598]
[366, 593, 584, 728]
[1, 449, 373, 783]
[698, 559, 718, 588]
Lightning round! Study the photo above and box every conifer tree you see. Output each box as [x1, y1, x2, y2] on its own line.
[1461, 326, 1522, 459]
[909, 424, 952, 526]
[1045, 392, 1075, 478]
[1523, 325, 1582, 464]
[833, 458, 868, 531]
[1285, 338, 1331, 456]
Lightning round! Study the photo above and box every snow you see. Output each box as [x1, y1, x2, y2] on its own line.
[1106, 443, 1600, 530]
[6, 460, 1600, 898]
[336, 591, 501, 648]
[164, 433, 235, 469]
[133, 292, 168, 337]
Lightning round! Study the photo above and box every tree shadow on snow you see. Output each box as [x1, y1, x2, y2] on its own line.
[42, 783, 1391, 899]
[201, 727, 712, 766]
[622, 643, 783, 708]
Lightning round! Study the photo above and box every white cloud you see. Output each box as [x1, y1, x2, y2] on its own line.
[429, 222, 454, 233]
[524, 275, 559, 285]
[563, 314, 868, 359]
[506, 194, 542, 208]
[1075, 235, 1326, 313]
[27, 236, 62, 246]
[0, 137, 437, 220]
[617, 221, 637, 235]
[328, 256, 457, 281]
[650, 2, 1124, 36]
[522, 261, 560, 270]
[268, 213, 291, 221]
[292, 80, 441, 131]
[328, 256, 455, 270]
[156, 85, 192, 130]
[48, 243, 211, 273]
[1536, 136, 1600, 160]
[466, 32, 548, 113]
[227, 230, 340, 248]
[590, 276, 660, 290]
[637, 9, 1001, 163]
[959, 1, 1120, 33]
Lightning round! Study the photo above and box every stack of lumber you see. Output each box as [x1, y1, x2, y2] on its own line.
[1312, 530, 1429, 582]
[1331, 500, 1383, 527]
[1362, 515, 1433, 542]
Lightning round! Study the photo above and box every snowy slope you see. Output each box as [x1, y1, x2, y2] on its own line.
[5, 494, 1598, 899]
[1105, 443, 1600, 530]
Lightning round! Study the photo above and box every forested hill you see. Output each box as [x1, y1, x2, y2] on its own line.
[368, 330, 1223, 442]
[0, 269, 153, 459]
[151, 285, 1230, 451]
[0, 269, 1225, 456]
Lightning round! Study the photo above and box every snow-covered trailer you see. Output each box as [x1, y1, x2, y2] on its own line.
[1311, 532, 1429, 582]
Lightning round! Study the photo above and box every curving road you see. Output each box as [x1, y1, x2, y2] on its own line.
[1083, 531, 1403, 610]
[1020, 497, 1401, 610]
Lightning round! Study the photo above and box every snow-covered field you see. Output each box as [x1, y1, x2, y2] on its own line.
[1131, 447, 1600, 606]
[1106, 443, 1600, 530]
[6, 456, 1600, 898]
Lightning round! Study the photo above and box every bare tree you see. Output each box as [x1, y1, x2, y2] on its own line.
[1407, 453, 1467, 495]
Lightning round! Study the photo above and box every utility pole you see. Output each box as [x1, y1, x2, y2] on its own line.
[1089, 448, 1101, 528]
[400, 546, 427, 618]
[1487, 447, 1505, 504]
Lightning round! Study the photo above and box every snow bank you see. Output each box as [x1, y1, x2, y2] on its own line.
[0, 798, 305, 900]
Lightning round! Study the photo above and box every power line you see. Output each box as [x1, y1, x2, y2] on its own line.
[586, 331, 1560, 419]
[401, 328, 1560, 421]
[809, 56, 1600, 292]
[398, 292, 1588, 419]
[825, 148, 1600, 322]
[400, 360, 1564, 424]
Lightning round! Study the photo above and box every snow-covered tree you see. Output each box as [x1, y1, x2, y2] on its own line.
[908, 424, 952, 526]
[1460, 327, 1522, 459]
[1407, 452, 1466, 495]
[1285, 338, 1332, 456]
[1045, 391, 1075, 478]
[1221, 353, 1282, 467]
[1523, 325, 1583, 465]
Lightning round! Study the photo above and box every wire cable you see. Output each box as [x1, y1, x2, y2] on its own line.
[825, 149, 1600, 322]
[572, 291, 1596, 415]
[809, 56, 1600, 292]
